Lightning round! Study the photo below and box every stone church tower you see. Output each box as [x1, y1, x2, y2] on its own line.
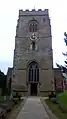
[12, 9, 54, 96]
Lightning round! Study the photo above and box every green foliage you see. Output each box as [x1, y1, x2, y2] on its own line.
[46, 92, 67, 118]
[0, 70, 7, 95]
[64, 32, 67, 46]
[0, 70, 7, 88]
[57, 92, 67, 106]
[57, 92, 67, 113]
[0, 96, 5, 102]
[46, 99, 67, 119]
[56, 32, 67, 71]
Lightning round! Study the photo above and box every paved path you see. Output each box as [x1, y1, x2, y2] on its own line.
[16, 97, 50, 119]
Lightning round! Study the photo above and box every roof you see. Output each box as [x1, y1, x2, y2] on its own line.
[7, 67, 13, 76]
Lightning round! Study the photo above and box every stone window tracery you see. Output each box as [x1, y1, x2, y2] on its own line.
[28, 61, 39, 82]
[29, 20, 38, 32]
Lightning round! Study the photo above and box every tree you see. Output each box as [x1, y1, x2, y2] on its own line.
[8, 78, 12, 96]
[56, 32, 67, 74]
[0, 70, 7, 95]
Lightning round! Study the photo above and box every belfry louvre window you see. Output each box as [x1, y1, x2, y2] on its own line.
[29, 20, 38, 32]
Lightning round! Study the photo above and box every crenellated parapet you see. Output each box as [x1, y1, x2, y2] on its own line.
[19, 9, 49, 16]
[19, 9, 48, 12]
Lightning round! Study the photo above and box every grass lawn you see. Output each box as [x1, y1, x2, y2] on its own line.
[45, 91, 67, 119]
[46, 99, 67, 119]
[57, 91, 67, 106]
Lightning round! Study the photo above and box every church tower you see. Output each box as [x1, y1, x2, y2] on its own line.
[12, 9, 54, 96]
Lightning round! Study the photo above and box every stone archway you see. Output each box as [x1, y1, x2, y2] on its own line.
[28, 61, 39, 96]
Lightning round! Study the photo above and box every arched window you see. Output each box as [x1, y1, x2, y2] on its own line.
[30, 41, 37, 51]
[32, 41, 35, 51]
[28, 61, 39, 82]
[29, 20, 38, 32]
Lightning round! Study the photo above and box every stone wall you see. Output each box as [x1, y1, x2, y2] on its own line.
[54, 68, 65, 92]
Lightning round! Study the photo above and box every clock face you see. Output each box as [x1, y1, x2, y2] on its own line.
[30, 33, 37, 41]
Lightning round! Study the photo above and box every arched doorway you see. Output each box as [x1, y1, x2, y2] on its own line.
[28, 61, 39, 96]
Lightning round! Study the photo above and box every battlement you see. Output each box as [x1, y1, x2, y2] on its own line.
[19, 9, 49, 16]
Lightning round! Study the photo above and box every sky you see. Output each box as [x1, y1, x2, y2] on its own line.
[0, 0, 67, 74]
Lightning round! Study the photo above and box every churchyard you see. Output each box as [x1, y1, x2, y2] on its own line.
[0, 88, 24, 119]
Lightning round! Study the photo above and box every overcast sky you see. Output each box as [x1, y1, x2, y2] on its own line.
[0, 0, 67, 74]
